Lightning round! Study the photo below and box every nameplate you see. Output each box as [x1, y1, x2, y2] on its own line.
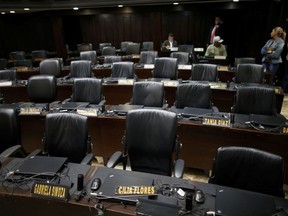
[16, 67, 29, 71]
[77, 109, 98, 116]
[0, 81, 12, 86]
[178, 65, 192, 70]
[274, 87, 281, 94]
[169, 47, 178, 52]
[162, 80, 178, 87]
[214, 56, 226, 60]
[132, 54, 140, 59]
[19, 107, 42, 115]
[32, 182, 69, 201]
[144, 64, 154, 69]
[118, 79, 134, 85]
[281, 126, 288, 135]
[202, 116, 231, 127]
[194, 47, 204, 52]
[209, 83, 227, 89]
[217, 66, 229, 71]
[115, 186, 157, 195]
[34, 58, 45, 61]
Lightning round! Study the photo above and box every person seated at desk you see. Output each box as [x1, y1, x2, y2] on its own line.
[162, 33, 178, 51]
[205, 36, 227, 58]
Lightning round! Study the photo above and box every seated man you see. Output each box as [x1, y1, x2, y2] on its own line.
[162, 33, 178, 50]
[205, 36, 227, 58]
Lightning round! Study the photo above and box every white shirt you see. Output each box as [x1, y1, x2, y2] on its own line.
[169, 41, 173, 48]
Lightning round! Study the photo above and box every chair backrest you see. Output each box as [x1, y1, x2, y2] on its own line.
[31, 50, 47, 60]
[9, 51, 26, 60]
[27, 75, 57, 103]
[14, 60, 32, 68]
[70, 60, 92, 78]
[170, 52, 189, 65]
[153, 57, 178, 79]
[0, 59, 7, 70]
[80, 51, 97, 65]
[101, 46, 116, 56]
[45, 113, 89, 163]
[235, 64, 265, 84]
[234, 57, 256, 67]
[191, 64, 218, 82]
[72, 78, 103, 104]
[77, 43, 93, 52]
[99, 43, 112, 51]
[142, 41, 154, 51]
[121, 41, 133, 51]
[139, 51, 158, 64]
[125, 109, 177, 176]
[178, 45, 194, 54]
[104, 56, 121, 64]
[131, 81, 164, 107]
[0, 108, 19, 153]
[234, 87, 276, 115]
[39, 59, 61, 77]
[175, 83, 211, 109]
[209, 146, 285, 197]
[126, 43, 140, 55]
[0, 69, 17, 81]
[111, 62, 135, 78]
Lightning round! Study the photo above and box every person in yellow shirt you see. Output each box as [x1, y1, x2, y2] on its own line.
[205, 36, 227, 58]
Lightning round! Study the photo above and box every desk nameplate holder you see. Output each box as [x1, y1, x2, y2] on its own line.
[32, 182, 69, 201]
[0, 81, 13, 86]
[77, 108, 98, 116]
[178, 65, 192, 70]
[209, 82, 227, 89]
[217, 66, 229, 71]
[202, 116, 231, 128]
[162, 80, 178, 87]
[144, 64, 154, 69]
[19, 107, 42, 115]
[118, 79, 134, 85]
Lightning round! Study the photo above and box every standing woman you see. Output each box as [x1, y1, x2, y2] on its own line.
[261, 27, 286, 84]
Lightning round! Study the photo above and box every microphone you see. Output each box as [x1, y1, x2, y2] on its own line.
[77, 174, 84, 191]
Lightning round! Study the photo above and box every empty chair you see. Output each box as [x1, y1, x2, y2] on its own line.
[104, 56, 121, 64]
[0, 69, 16, 81]
[0, 59, 7, 70]
[111, 62, 135, 78]
[31, 50, 47, 60]
[107, 109, 184, 178]
[235, 64, 265, 84]
[69, 60, 92, 78]
[139, 51, 158, 64]
[178, 45, 194, 54]
[39, 59, 61, 77]
[209, 146, 285, 197]
[153, 57, 178, 80]
[234, 57, 256, 67]
[77, 43, 93, 52]
[9, 51, 26, 61]
[27, 75, 57, 103]
[142, 41, 154, 51]
[190, 64, 218, 82]
[121, 41, 133, 52]
[101, 46, 116, 56]
[99, 43, 112, 51]
[44, 113, 93, 164]
[80, 51, 97, 65]
[170, 52, 189, 65]
[233, 86, 276, 115]
[70, 78, 105, 105]
[130, 81, 165, 107]
[14, 59, 32, 68]
[126, 43, 140, 55]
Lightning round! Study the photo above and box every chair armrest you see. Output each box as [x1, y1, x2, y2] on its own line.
[25, 149, 42, 158]
[106, 151, 123, 168]
[174, 159, 185, 178]
[0, 145, 23, 158]
[81, 153, 94, 165]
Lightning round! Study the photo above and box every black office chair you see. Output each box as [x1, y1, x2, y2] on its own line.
[99, 43, 112, 51]
[31, 50, 47, 60]
[121, 41, 133, 52]
[101, 46, 116, 56]
[234, 57, 256, 67]
[209, 146, 285, 198]
[9, 51, 26, 61]
[43, 113, 94, 164]
[170, 52, 189, 65]
[104, 56, 121, 64]
[77, 43, 93, 52]
[0, 69, 17, 81]
[14, 59, 32, 68]
[234, 64, 265, 84]
[232, 86, 276, 115]
[69, 60, 93, 78]
[130, 81, 166, 108]
[80, 51, 97, 66]
[0, 59, 7, 70]
[153, 57, 178, 80]
[190, 64, 218, 82]
[126, 43, 140, 55]
[39, 59, 61, 77]
[111, 62, 135, 78]
[107, 109, 184, 178]
[27, 75, 57, 103]
[69, 78, 105, 105]
[174, 83, 217, 110]
[142, 41, 154, 51]
[139, 51, 158, 65]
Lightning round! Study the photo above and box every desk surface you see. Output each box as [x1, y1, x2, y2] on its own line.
[0, 158, 287, 216]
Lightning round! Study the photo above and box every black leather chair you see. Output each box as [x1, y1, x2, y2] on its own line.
[69, 60, 92, 78]
[234, 57, 256, 67]
[121, 41, 133, 52]
[27, 75, 57, 103]
[70, 78, 105, 105]
[170, 52, 189, 65]
[44, 113, 94, 164]
[139, 51, 158, 64]
[9, 51, 26, 61]
[126, 43, 140, 55]
[233, 87, 276, 115]
[190, 64, 218, 82]
[77, 43, 93, 52]
[31, 50, 47, 60]
[101, 46, 116, 56]
[142, 41, 154, 51]
[235, 64, 265, 84]
[14, 59, 32, 68]
[178, 45, 194, 54]
[39, 59, 61, 77]
[99, 43, 112, 51]
[153, 57, 178, 80]
[130, 81, 166, 108]
[209, 146, 285, 198]
[174, 83, 215, 109]
[80, 51, 97, 66]
[0, 69, 17, 81]
[111, 62, 135, 78]
[107, 109, 184, 178]
[104, 56, 121, 64]
[0, 59, 7, 70]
